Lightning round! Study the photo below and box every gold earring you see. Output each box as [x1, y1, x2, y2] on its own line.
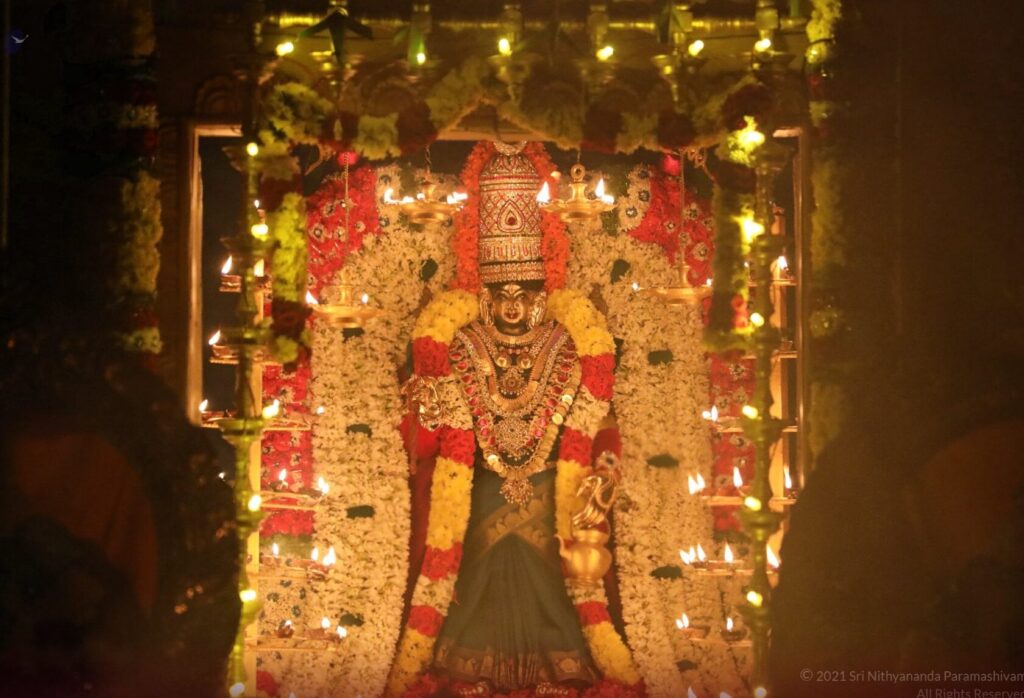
[528, 291, 547, 329]
[479, 289, 495, 326]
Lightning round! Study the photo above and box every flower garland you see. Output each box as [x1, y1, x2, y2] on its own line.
[805, 0, 852, 459]
[260, 56, 788, 164]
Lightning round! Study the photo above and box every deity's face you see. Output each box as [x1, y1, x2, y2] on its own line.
[483, 281, 546, 335]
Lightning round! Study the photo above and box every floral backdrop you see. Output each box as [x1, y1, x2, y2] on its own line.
[253, 150, 756, 697]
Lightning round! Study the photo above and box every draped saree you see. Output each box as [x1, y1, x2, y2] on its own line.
[432, 465, 599, 691]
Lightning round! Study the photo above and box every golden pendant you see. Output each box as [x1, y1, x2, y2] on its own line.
[500, 475, 534, 507]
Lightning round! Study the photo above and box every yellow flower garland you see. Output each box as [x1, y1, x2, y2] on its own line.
[412, 289, 479, 343]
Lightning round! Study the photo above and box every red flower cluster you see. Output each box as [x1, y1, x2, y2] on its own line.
[306, 164, 381, 295]
[440, 426, 477, 465]
[412, 336, 452, 377]
[420, 543, 464, 582]
[581, 354, 616, 401]
[575, 600, 613, 626]
[560, 427, 593, 466]
[398, 102, 439, 156]
[260, 510, 315, 537]
[399, 413, 441, 460]
[256, 669, 280, 697]
[408, 604, 446, 637]
[582, 105, 623, 154]
[655, 110, 697, 151]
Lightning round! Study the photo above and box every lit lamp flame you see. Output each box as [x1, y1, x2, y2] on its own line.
[305, 290, 319, 306]
[278, 468, 287, 484]
[733, 466, 744, 489]
[688, 689, 698, 698]
[680, 548, 692, 565]
[631, 281, 640, 292]
[767, 544, 781, 569]
[311, 546, 319, 562]
[254, 259, 265, 277]
[317, 476, 330, 495]
[777, 255, 789, 271]
[322, 546, 337, 566]
[688, 40, 705, 57]
[360, 293, 370, 305]
[221, 256, 233, 274]
[271, 542, 280, 557]
[536, 181, 551, 204]
[198, 399, 209, 413]
[320, 616, 331, 630]
[696, 543, 707, 563]
[315, 405, 326, 416]
[262, 399, 281, 420]
[446, 191, 468, 205]
[676, 612, 690, 630]
[723, 542, 736, 564]
[594, 178, 615, 205]
[701, 405, 719, 422]
[337, 625, 348, 639]
[726, 616, 735, 632]
[208, 330, 221, 346]
[784, 464, 793, 491]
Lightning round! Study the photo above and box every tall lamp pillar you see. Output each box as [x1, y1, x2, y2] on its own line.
[738, 136, 790, 695]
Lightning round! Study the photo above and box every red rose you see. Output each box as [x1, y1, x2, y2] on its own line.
[408, 604, 445, 637]
[412, 336, 451, 377]
[559, 427, 593, 465]
[575, 600, 612, 626]
[420, 544, 463, 581]
[440, 427, 476, 465]
[581, 354, 616, 401]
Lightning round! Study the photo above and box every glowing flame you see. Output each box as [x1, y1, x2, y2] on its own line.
[701, 405, 719, 422]
[536, 181, 551, 204]
[305, 290, 319, 305]
[688, 474, 700, 495]
[360, 293, 369, 305]
[777, 255, 789, 271]
[311, 546, 319, 562]
[706, 277, 713, 287]
[446, 191, 468, 205]
[337, 625, 348, 639]
[696, 544, 707, 563]
[383, 187, 398, 204]
[254, 259, 265, 277]
[680, 549, 692, 565]
[272, 542, 279, 556]
[198, 399, 209, 413]
[726, 616, 735, 631]
[262, 399, 281, 419]
[631, 281, 640, 292]
[221, 256, 233, 274]
[498, 37, 512, 56]
[754, 37, 773, 53]
[208, 330, 221, 346]
[676, 613, 690, 630]
[320, 616, 330, 630]
[733, 466, 745, 489]
[767, 544, 780, 569]
[723, 542, 735, 564]
[784, 465, 793, 490]
[278, 468, 287, 483]
[318, 476, 330, 495]
[323, 546, 337, 566]
[594, 178, 608, 200]
[688, 40, 705, 57]
[688, 689, 698, 698]
[254, 199, 261, 209]
[696, 473, 706, 491]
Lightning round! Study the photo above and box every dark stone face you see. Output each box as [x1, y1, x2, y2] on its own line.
[486, 281, 543, 335]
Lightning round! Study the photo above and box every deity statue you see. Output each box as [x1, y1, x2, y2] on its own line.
[388, 143, 641, 697]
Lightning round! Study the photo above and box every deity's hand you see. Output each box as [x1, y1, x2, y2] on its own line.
[401, 375, 443, 431]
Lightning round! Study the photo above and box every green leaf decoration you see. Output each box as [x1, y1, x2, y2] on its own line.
[421, 258, 439, 281]
[338, 612, 365, 627]
[647, 349, 674, 365]
[610, 259, 631, 283]
[650, 564, 683, 579]
[346, 505, 376, 518]
[346, 424, 373, 437]
[647, 453, 679, 469]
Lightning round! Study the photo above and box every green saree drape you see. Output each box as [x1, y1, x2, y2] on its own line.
[433, 465, 598, 691]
